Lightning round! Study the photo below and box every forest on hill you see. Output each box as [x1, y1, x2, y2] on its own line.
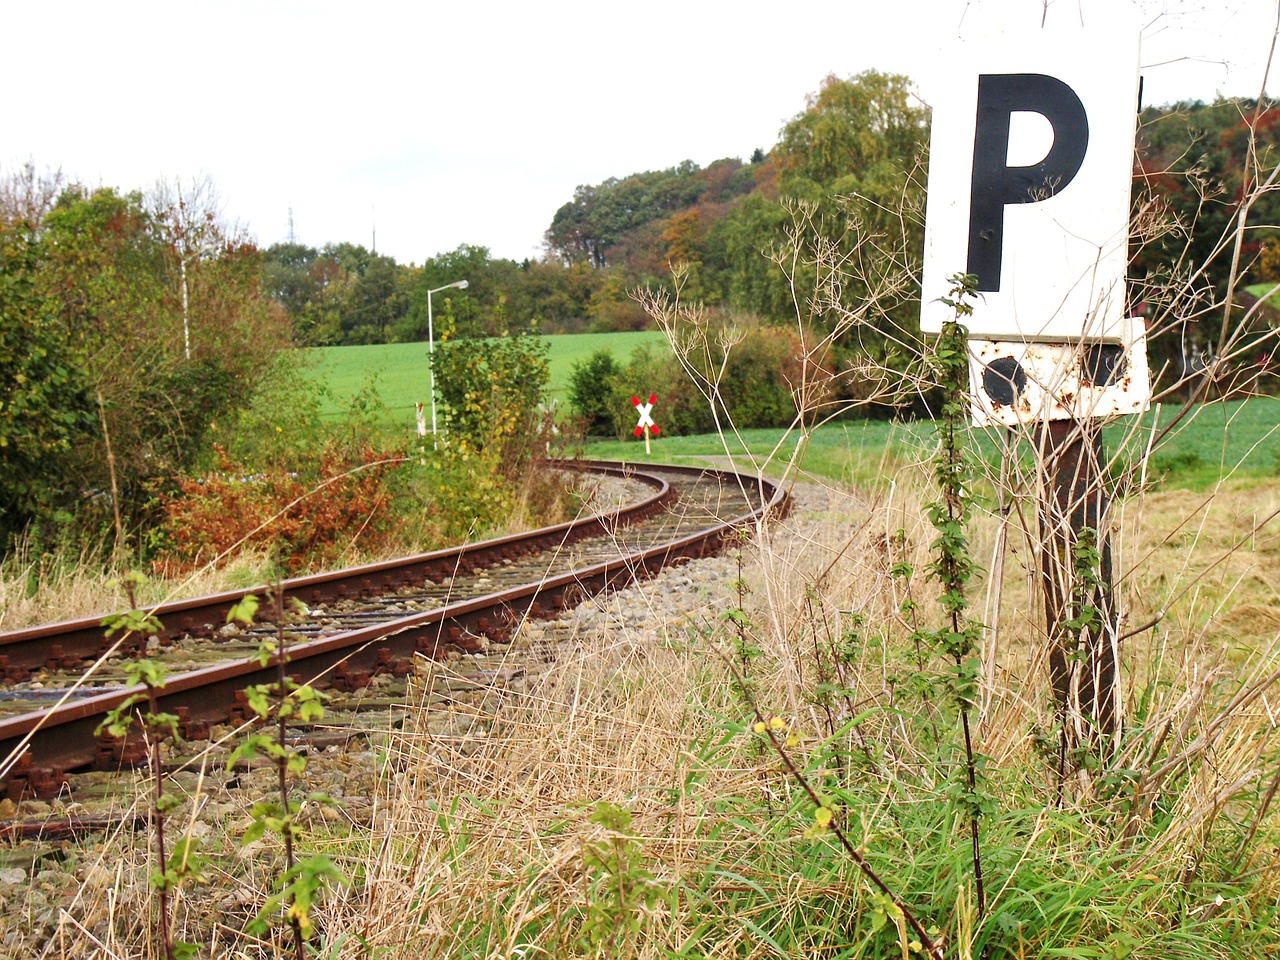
[259, 73, 1280, 359]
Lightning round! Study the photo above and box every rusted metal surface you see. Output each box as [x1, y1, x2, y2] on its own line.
[967, 316, 1150, 426]
[0, 462, 672, 681]
[0, 813, 147, 842]
[1, 462, 787, 799]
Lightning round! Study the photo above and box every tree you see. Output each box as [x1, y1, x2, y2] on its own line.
[342, 253, 409, 343]
[0, 171, 290, 548]
[775, 71, 926, 193]
[0, 214, 94, 540]
[261, 242, 323, 317]
[544, 161, 748, 271]
[1133, 98, 1280, 390]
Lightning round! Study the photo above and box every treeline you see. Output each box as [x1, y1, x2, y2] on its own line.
[1136, 98, 1280, 284]
[257, 151, 776, 345]
[266, 71, 931, 347]
[260, 240, 651, 343]
[264, 75, 1280, 402]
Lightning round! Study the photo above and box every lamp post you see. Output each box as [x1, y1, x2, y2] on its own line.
[426, 278, 468, 438]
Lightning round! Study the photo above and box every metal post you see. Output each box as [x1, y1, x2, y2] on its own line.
[180, 256, 190, 360]
[1037, 417, 1118, 744]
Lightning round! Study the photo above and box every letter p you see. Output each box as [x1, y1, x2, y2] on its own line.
[967, 73, 1089, 292]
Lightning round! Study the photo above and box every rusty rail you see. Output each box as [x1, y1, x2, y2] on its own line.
[1, 461, 787, 799]
[0, 461, 671, 682]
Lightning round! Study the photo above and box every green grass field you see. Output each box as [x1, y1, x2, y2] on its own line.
[302, 331, 671, 424]
[1246, 281, 1280, 305]
[582, 396, 1280, 490]
[300, 333, 1276, 491]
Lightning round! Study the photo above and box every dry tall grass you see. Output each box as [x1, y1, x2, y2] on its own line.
[8, 450, 1279, 957]
[302, 466, 1280, 958]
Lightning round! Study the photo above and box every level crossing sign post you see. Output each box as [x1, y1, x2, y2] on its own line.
[919, 16, 1145, 743]
[631, 394, 659, 455]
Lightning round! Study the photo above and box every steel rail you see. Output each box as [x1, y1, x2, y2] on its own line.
[1, 461, 787, 799]
[0, 461, 672, 682]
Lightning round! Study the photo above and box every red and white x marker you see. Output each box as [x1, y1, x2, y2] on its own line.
[631, 394, 659, 453]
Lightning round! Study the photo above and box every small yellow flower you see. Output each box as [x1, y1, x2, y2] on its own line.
[803, 805, 834, 839]
[752, 721, 767, 734]
[769, 716, 786, 732]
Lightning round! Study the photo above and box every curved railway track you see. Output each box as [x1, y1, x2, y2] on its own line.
[0, 460, 787, 800]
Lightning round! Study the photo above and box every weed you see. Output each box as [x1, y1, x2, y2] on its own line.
[97, 577, 203, 960]
[577, 801, 662, 958]
[226, 584, 343, 956]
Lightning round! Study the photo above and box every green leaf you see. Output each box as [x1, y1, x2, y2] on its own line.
[226, 733, 273, 770]
[227, 594, 260, 626]
[245, 684, 272, 718]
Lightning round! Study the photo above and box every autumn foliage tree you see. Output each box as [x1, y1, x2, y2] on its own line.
[0, 166, 291, 547]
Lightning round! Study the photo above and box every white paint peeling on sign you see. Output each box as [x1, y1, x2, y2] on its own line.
[967, 317, 1151, 426]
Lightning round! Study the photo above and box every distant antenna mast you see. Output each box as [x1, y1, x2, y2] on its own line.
[371, 202, 377, 253]
[287, 207, 296, 244]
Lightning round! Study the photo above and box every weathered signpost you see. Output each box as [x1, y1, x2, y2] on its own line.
[920, 19, 1146, 745]
[631, 394, 659, 455]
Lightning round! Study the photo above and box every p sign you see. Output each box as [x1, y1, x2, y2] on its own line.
[919, 22, 1140, 341]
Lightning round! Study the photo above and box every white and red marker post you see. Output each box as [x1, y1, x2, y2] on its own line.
[631, 394, 659, 455]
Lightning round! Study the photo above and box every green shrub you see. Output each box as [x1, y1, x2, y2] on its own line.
[433, 326, 548, 463]
[609, 343, 709, 439]
[603, 315, 810, 439]
[567, 349, 619, 436]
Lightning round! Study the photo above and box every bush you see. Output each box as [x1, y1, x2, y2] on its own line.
[709, 318, 807, 429]
[432, 326, 548, 472]
[568, 349, 619, 436]
[151, 439, 404, 575]
[600, 314, 812, 439]
[609, 343, 710, 438]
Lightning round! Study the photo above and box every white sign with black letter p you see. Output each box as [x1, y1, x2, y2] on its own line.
[919, 20, 1141, 342]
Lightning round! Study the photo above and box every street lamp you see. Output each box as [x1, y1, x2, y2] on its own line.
[426, 278, 468, 438]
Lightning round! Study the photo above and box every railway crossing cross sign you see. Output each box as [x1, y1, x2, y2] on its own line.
[919, 18, 1149, 425]
[631, 394, 658, 454]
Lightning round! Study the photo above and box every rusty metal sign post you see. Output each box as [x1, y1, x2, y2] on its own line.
[919, 17, 1145, 749]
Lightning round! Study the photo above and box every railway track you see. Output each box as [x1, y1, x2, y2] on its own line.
[0, 460, 787, 800]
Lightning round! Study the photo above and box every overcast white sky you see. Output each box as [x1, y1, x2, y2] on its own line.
[4, 0, 1276, 265]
